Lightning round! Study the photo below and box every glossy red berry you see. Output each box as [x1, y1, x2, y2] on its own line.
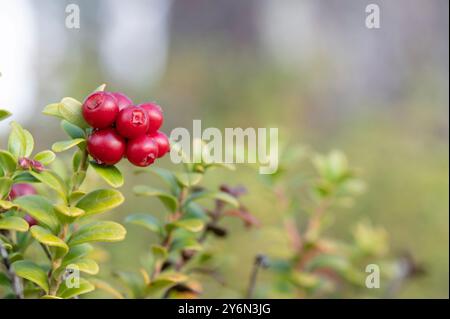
[126, 135, 159, 167]
[82, 91, 119, 129]
[149, 131, 170, 158]
[111, 92, 133, 110]
[138, 103, 163, 133]
[116, 106, 150, 139]
[9, 183, 37, 200]
[87, 128, 126, 165]
[24, 215, 38, 227]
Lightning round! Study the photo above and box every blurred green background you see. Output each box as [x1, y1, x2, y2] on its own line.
[0, 0, 448, 298]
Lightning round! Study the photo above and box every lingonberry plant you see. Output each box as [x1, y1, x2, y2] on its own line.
[253, 146, 421, 298]
[0, 84, 171, 299]
[94, 148, 259, 299]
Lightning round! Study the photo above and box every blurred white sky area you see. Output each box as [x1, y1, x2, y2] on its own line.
[0, 0, 37, 131]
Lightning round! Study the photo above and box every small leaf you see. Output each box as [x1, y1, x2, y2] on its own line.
[0, 216, 29, 232]
[12, 171, 39, 183]
[146, 272, 188, 297]
[12, 260, 49, 293]
[133, 185, 178, 213]
[24, 129, 34, 157]
[125, 214, 162, 234]
[94, 83, 107, 92]
[171, 237, 203, 251]
[52, 138, 85, 153]
[145, 167, 179, 194]
[174, 172, 203, 187]
[54, 204, 85, 220]
[57, 278, 95, 299]
[59, 97, 89, 128]
[68, 221, 126, 246]
[42, 103, 62, 118]
[30, 226, 69, 258]
[75, 189, 124, 217]
[151, 245, 168, 261]
[168, 219, 205, 233]
[8, 122, 28, 158]
[0, 150, 17, 175]
[0, 200, 17, 210]
[13, 195, 60, 234]
[62, 244, 94, 265]
[61, 120, 85, 139]
[186, 191, 239, 208]
[55, 259, 99, 277]
[0, 109, 12, 121]
[34, 151, 56, 165]
[0, 177, 12, 199]
[90, 162, 124, 188]
[29, 170, 67, 200]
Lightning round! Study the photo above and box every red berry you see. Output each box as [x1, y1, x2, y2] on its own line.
[111, 92, 133, 110]
[126, 135, 159, 167]
[116, 106, 150, 138]
[9, 183, 37, 200]
[87, 129, 126, 165]
[24, 215, 38, 227]
[149, 131, 170, 158]
[138, 103, 163, 133]
[82, 92, 119, 129]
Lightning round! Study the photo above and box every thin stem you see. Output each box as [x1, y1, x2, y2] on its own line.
[246, 255, 268, 299]
[0, 244, 23, 299]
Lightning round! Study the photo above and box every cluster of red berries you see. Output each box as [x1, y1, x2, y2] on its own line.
[82, 91, 170, 167]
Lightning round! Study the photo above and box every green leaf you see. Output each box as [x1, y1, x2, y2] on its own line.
[171, 237, 203, 251]
[0, 177, 12, 199]
[133, 185, 178, 212]
[13, 195, 60, 234]
[52, 138, 85, 153]
[0, 200, 17, 210]
[30, 226, 69, 258]
[62, 244, 94, 265]
[12, 171, 39, 183]
[29, 170, 67, 200]
[125, 214, 162, 234]
[151, 245, 168, 261]
[24, 129, 34, 157]
[145, 272, 188, 297]
[59, 97, 89, 129]
[55, 258, 99, 277]
[0, 150, 17, 175]
[34, 150, 56, 165]
[42, 103, 62, 118]
[168, 219, 205, 233]
[94, 83, 107, 92]
[186, 191, 239, 208]
[8, 122, 28, 158]
[68, 221, 126, 246]
[146, 167, 179, 193]
[174, 172, 203, 187]
[0, 109, 12, 122]
[12, 260, 49, 293]
[90, 162, 124, 188]
[57, 278, 95, 299]
[54, 205, 85, 218]
[61, 120, 85, 139]
[75, 189, 124, 217]
[0, 216, 29, 232]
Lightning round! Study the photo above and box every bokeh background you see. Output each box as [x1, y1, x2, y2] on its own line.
[0, 0, 448, 298]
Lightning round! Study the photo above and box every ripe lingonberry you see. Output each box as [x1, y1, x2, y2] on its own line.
[82, 91, 119, 129]
[9, 183, 37, 200]
[87, 128, 126, 165]
[149, 131, 170, 158]
[111, 92, 133, 110]
[126, 135, 159, 167]
[24, 215, 38, 227]
[116, 106, 150, 139]
[138, 103, 163, 133]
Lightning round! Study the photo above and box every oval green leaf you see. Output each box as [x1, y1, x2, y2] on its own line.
[13, 195, 60, 234]
[12, 260, 49, 293]
[133, 185, 178, 213]
[75, 189, 124, 217]
[34, 150, 56, 165]
[90, 162, 124, 188]
[52, 138, 85, 153]
[0, 216, 29, 232]
[68, 221, 126, 246]
[30, 226, 69, 258]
